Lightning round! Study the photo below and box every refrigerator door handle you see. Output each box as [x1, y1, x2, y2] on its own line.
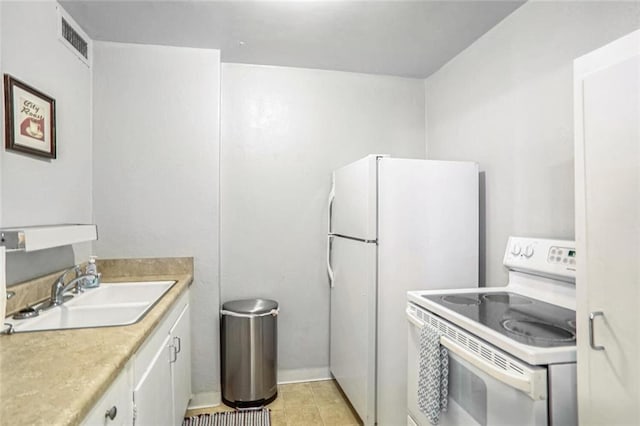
[327, 175, 336, 287]
[327, 174, 335, 234]
[327, 235, 334, 287]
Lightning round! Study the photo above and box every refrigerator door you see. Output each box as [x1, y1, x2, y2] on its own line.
[330, 155, 382, 241]
[329, 236, 377, 426]
[376, 158, 479, 426]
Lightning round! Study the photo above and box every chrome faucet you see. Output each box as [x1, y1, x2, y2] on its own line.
[49, 265, 97, 307]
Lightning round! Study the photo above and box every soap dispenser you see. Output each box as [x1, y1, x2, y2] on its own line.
[84, 256, 100, 288]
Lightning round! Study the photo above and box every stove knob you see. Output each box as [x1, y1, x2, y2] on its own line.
[511, 244, 522, 256]
[524, 245, 534, 258]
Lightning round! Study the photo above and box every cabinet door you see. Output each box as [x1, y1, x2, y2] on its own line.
[170, 304, 191, 426]
[575, 31, 640, 425]
[82, 363, 133, 426]
[133, 334, 172, 426]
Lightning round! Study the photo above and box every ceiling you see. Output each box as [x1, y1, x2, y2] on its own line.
[60, 0, 525, 78]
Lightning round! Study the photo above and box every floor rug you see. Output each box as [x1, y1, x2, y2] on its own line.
[183, 408, 271, 426]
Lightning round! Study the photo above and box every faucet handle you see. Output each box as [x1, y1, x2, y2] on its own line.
[55, 264, 82, 285]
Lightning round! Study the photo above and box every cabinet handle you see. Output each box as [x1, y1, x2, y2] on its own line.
[174, 336, 182, 354]
[105, 406, 117, 421]
[170, 344, 178, 363]
[589, 311, 605, 351]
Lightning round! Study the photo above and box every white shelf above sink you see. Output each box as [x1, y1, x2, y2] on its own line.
[0, 224, 98, 252]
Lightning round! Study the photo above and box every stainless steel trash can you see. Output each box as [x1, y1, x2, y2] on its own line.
[221, 298, 278, 408]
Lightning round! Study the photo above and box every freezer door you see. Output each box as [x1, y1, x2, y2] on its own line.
[330, 155, 382, 241]
[329, 236, 377, 426]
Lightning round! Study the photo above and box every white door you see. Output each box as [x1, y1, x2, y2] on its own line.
[329, 236, 376, 425]
[331, 155, 381, 240]
[133, 334, 172, 426]
[575, 30, 640, 425]
[170, 304, 192, 426]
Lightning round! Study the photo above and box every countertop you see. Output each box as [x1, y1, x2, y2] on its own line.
[0, 261, 193, 426]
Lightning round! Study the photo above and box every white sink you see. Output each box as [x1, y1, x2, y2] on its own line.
[66, 281, 175, 307]
[7, 280, 176, 333]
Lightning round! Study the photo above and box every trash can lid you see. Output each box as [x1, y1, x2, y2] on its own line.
[222, 298, 278, 315]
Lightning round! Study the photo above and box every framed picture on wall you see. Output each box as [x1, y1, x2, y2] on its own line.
[3, 74, 56, 159]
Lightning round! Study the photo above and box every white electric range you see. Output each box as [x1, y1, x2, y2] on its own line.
[407, 237, 577, 426]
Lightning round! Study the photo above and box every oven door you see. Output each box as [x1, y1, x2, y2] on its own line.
[407, 304, 548, 426]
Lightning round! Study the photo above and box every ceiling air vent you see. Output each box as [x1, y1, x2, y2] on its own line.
[56, 5, 91, 67]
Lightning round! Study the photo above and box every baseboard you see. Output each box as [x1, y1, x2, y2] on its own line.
[188, 391, 221, 410]
[277, 367, 332, 384]
[187, 367, 332, 409]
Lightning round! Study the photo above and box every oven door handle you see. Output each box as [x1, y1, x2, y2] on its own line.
[406, 307, 425, 328]
[440, 335, 547, 401]
[406, 308, 547, 401]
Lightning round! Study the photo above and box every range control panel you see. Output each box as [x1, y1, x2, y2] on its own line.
[503, 236, 576, 282]
[548, 246, 576, 266]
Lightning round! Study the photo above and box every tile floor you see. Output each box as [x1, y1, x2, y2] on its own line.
[185, 380, 362, 426]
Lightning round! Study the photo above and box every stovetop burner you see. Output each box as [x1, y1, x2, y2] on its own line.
[502, 319, 576, 343]
[421, 291, 576, 348]
[482, 294, 532, 305]
[441, 295, 481, 306]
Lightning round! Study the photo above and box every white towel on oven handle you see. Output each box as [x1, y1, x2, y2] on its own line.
[417, 323, 449, 425]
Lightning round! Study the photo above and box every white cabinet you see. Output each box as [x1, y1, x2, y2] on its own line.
[170, 304, 192, 426]
[81, 290, 191, 426]
[82, 364, 133, 426]
[133, 291, 191, 425]
[134, 334, 173, 425]
[574, 29, 640, 425]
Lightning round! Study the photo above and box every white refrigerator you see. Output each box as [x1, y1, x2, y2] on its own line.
[327, 155, 479, 425]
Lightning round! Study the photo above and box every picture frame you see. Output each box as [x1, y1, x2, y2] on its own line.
[3, 74, 56, 159]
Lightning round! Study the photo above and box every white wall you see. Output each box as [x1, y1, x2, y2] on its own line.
[1, 1, 93, 278]
[220, 63, 425, 381]
[92, 42, 221, 399]
[1, 1, 92, 227]
[424, 1, 640, 285]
